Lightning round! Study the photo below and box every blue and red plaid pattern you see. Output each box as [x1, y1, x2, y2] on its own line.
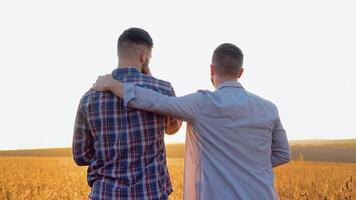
[73, 67, 182, 200]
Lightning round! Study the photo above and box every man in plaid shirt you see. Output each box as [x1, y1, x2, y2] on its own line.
[72, 28, 182, 200]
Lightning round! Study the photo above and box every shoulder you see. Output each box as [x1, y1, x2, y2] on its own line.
[145, 75, 172, 87]
[196, 89, 213, 96]
[246, 91, 279, 114]
[139, 75, 174, 95]
[78, 90, 103, 111]
[81, 90, 97, 101]
[188, 89, 212, 104]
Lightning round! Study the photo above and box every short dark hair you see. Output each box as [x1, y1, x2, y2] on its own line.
[117, 27, 153, 55]
[212, 43, 244, 77]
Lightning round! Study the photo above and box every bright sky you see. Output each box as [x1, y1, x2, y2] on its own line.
[0, 0, 355, 150]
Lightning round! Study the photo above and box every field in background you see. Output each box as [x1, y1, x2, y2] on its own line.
[0, 140, 355, 199]
[289, 139, 356, 147]
[1, 139, 356, 163]
[0, 157, 355, 200]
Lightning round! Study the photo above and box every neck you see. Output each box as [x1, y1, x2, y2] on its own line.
[118, 59, 142, 71]
[214, 76, 237, 89]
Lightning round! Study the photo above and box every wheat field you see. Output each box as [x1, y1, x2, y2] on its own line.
[0, 157, 355, 200]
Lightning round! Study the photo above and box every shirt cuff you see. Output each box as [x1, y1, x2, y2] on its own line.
[123, 83, 136, 107]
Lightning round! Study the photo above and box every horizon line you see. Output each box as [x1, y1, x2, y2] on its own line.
[1, 138, 356, 151]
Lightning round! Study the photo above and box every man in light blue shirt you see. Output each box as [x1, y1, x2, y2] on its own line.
[93, 43, 291, 200]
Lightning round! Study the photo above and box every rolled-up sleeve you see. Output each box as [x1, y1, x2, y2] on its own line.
[271, 116, 291, 167]
[123, 83, 136, 106]
[123, 83, 205, 122]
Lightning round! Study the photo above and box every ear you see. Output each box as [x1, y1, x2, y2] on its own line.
[139, 52, 146, 63]
[210, 64, 215, 76]
[237, 68, 244, 78]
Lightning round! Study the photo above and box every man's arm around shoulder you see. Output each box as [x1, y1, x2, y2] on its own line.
[93, 74, 206, 122]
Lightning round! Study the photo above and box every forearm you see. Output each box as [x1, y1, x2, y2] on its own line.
[108, 79, 184, 134]
[126, 84, 188, 119]
[125, 84, 206, 122]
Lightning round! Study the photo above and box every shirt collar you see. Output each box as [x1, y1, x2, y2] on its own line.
[215, 80, 244, 91]
[112, 67, 142, 79]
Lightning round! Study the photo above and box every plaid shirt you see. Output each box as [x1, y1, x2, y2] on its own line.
[73, 67, 182, 200]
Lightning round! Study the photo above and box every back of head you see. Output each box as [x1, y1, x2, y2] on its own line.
[212, 43, 244, 78]
[117, 27, 153, 58]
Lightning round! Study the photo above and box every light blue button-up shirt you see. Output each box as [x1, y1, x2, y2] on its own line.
[123, 80, 290, 200]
